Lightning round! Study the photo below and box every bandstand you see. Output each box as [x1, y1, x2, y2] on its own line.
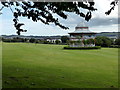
[68, 22, 97, 47]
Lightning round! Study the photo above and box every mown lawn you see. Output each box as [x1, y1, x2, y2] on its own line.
[0, 42, 2, 89]
[2, 43, 118, 88]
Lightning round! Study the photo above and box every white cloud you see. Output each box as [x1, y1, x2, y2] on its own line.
[0, 1, 119, 36]
[93, 0, 118, 18]
[0, 18, 70, 36]
[90, 24, 118, 32]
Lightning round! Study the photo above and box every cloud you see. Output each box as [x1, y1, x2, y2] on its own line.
[88, 17, 118, 27]
[0, 18, 70, 36]
[1, 14, 118, 36]
[58, 13, 118, 28]
[0, 1, 118, 35]
[93, 0, 118, 18]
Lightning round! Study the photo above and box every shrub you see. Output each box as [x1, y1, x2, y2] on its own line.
[55, 40, 61, 44]
[29, 38, 36, 43]
[115, 39, 120, 45]
[43, 41, 50, 44]
[64, 46, 101, 50]
[109, 45, 120, 48]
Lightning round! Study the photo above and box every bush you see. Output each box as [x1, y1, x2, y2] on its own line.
[55, 40, 61, 44]
[115, 39, 120, 45]
[64, 46, 101, 50]
[43, 41, 51, 44]
[29, 38, 36, 43]
[109, 45, 120, 48]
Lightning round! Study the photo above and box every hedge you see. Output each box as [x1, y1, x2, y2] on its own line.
[109, 45, 120, 48]
[64, 46, 101, 50]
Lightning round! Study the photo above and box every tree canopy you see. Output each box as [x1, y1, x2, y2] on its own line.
[0, 0, 119, 35]
[95, 36, 113, 47]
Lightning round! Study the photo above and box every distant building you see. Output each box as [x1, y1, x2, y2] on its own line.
[68, 22, 97, 47]
[46, 38, 61, 43]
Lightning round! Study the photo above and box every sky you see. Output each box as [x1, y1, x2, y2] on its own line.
[0, 0, 119, 36]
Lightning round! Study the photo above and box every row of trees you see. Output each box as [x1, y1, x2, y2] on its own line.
[2, 37, 62, 44]
[2, 36, 120, 47]
[95, 36, 119, 47]
[68, 36, 120, 47]
[2, 36, 69, 44]
[2, 37, 27, 42]
[95, 36, 113, 47]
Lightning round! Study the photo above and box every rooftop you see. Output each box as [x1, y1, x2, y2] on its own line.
[69, 22, 96, 34]
[76, 22, 88, 28]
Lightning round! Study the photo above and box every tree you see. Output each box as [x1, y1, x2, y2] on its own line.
[95, 36, 112, 47]
[115, 39, 120, 45]
[0, 0, 119, 35]
[29, 38, 36, 43]
[95, 37, 103, 46]
[102, 37, 112, 47]
[87, 39, 94, 44]
[69, 40, 75, 45]
[105, 0, 119, 15]
[55, 40, 61, 44]
[61, 36, 69, 43]
[77, 40, 81, 44]
[86, 39, 91, 45]
[83, 40, 87, 45]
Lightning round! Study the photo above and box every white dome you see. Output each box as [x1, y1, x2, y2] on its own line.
[76, 22, 88, 27]
[69, 22, 96, 34]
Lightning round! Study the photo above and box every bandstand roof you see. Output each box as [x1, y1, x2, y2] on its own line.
[69, 22, 96, 35]
[76, 22, 88, 28]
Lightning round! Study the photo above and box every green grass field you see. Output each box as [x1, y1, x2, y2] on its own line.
[0, 42, 2, 89]
[2, 43, 118, 88]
